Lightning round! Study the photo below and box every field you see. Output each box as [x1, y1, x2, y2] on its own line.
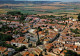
[0, 1, 80, 19]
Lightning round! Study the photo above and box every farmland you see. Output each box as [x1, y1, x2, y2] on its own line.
[0, 1, 80, 18]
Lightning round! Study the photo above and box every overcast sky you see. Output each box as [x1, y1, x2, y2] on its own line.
[15, 0, 80, 2]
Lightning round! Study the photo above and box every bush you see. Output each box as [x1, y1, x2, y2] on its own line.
[7, 11, 23, 15]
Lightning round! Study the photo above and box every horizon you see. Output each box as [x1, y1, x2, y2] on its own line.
[0, 0, 80, 2]
[15, 0, 80, 2]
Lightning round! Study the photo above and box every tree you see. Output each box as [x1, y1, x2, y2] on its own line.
[70, 28, 80, 34]
[15, 46, 26, 51]
[37, 26, 42, 31]
[0, 41, 16, 49]
[0, 33, 13, 41]
[39, 52, 43, 56]
[20, 15, 25, 23]
[78, 13, 80, 21]
[64, 50, 80, 56]
[49, 26, 53, 29]
[14, 30, 19, 35]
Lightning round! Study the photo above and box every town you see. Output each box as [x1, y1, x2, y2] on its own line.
[0, 11, 80, 56]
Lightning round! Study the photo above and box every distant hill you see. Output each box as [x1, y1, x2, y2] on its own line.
[0, 0, 15, 1]
[0, 1, 61, 4]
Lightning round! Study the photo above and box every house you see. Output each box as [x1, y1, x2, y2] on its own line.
[43, 39, 49, 44]
[75, 41, 80, 46]
[45, 43, 53, 52]
[72, 19, 78, 21]
[25, 33, 38, 47]
[33, 47, 42, 56]
[53, 47, 64, 54]
[54, 28, 58, 31]
[12, 34, 20, 38]
[23, 51, 35, 56]
[28, 29, 36, 33]
[0, 46, 7, 54]
[60, 50, 67, 56]
[7, 48, 15, 56]
[11, 37, 28, 47]
[23, 51, 29, 56]
[0, 25, 2, 28]
[11, 21, 19, 24]
[0, 46, 15, 56]
[64, 44, 77, 51]
[47, 51, 58, 56]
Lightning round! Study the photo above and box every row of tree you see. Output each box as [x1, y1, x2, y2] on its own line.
[37, 15, 55, 19]
[7, 11, 23, 15]
[78, 13, 80, 21]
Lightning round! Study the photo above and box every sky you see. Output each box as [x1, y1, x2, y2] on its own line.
[15, 0, 80, 2]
